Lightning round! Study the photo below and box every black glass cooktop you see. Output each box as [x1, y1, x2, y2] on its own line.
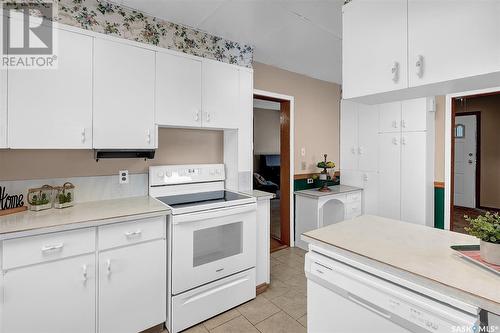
[157, 190, 250, 209]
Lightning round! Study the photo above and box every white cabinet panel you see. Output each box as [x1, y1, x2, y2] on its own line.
[362, 172, 379, 216]
[340, 100, 358, 170]
[401, 132, 426, 225]
[0, 69, 6, 148]
[3, 254, 96, 333]
[357, 104, 379, 172]
[342, 0, 407, 98]
[99, 239, 166, 333]
[8, 29, 92, 148]
[238, 69, 254, 173]
[402, 98, 428, 132]
[256, 198, 270, 285]
[408, 0, 500, 87]
[93, 38, 155, 149]
[202, 60, 239, 129]
[379, 102, 401, 133]
[156, 52, 202, 127]
[378, 133, 401, 220]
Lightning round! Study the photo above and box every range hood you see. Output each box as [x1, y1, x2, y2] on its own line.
[94, 149, 155, 161]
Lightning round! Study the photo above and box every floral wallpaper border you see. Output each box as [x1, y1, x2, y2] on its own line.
[54, 0, 253, 67]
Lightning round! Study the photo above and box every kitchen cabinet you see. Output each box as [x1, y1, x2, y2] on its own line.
[342, 0, 407, 99]
[408, 0, 500, 88]
[93, 38, 156, 149]
[202, 60, 239, 129]
[340, 170, 379, 216]
[0, 68, 6, 148]
[340, 101, 379, 172]
[238, 69, 254, 186]
[378, 132, 402, 221]
[401, 98, 428, 132]
[379, 102, 401, 134]
[99, 239, 165, 333]
[255, 192, 272, 286]
[8, 29, 93, 148]
[3, 254, 96, 333]
[156, 52, 202, 128]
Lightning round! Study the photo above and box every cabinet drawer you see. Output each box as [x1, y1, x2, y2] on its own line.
[344, 202, 362, 219]
[98, 217, 165, 250]
[2, 228, 95, 270]
[345, 191, 362, 203]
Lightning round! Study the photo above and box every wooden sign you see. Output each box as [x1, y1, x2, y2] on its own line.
[0, 186, 27, 216]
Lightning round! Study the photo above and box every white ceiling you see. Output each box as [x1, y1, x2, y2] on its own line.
[114, 0, 343, 84]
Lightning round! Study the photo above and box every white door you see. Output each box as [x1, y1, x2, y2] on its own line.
[362, 172, 379, 216]
[408, 0, 500, 87]
[8, 29, 93, 148]
[357, 104, 379, 172]
[156, 52, 202, 127]
[171, 204, 256, 294]
[401, 98, 428, 132]
[99, 240, 166, 333]
[342, 0, 407, 99]
[378, 133, 401, 220]
[454, 115, 477, 208]
[401, 132, 427, 225]
[202, 60, 239, 129]
[93, 38, 156, 149]
[379, 102, 401, 133]
[340, 100, 359, 171]
[3, 255, 95, 333]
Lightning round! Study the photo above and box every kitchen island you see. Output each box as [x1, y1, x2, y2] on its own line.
[302, 215, 500, 332]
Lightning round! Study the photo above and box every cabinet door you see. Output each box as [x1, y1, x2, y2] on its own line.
[202, 60, 239, 129]
[99, 240, 166, 333]
[378, 133, 401, 220]
[94, 38, 155, 149]
[342, 0, 407, 98]
[340, 100, 358, 170]
[357, 104, 379, 172]
[401, 98, 428, 132]
[156, 52, 202, 127]
[362, 172, 379, 216]
[8, 29, 92, 148]
[379, 102, 401, 133]
[3, 254, 95, 333]
[0, 68, 6, 148]
[401, 132, 427, 225]
[238, 69, 254, 175]
[408, 0, 500, 87]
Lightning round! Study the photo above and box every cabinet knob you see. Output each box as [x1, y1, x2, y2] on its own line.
[82, 264, 88, 282]
[195, 111, 200, 121]
[392, 137, 399, 145]
[358, 146, 363, 155]
[415, 55, 424, 78]
[391, 61, 399, 83]
[401, 120, 407, 128]
[206, 112, 211, 122]
[81, 128, 86, 143]
[401, 136, 407, 145]
[146, 129, 151, 143]
[106, 259, 112, 276]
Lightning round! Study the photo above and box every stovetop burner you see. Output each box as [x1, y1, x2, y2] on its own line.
[157, 190, 251, 209]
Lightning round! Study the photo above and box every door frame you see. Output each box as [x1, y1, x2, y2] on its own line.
[452, 112, 481, 218]
[253, 89, 295, 247]
[445, 87, 500, 230]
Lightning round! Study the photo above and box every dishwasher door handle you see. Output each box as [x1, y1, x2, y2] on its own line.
[347, 293, 392, 320]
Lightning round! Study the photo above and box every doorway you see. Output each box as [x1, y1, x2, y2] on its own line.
[253, 93, 292, 252]
[450, 93, 500, 233]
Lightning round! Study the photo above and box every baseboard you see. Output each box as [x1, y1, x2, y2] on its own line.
[256, 283, 269, 295]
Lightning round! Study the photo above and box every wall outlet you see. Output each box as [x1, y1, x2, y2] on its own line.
[307, 178, 314, 184]
[119, 170, 129, 184]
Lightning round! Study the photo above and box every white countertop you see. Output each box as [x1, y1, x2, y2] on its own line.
[294, 185, 361, 198]
[248, 190, 276, 200]
[0, 196, 169, 239]
[302, 215, 500, 314]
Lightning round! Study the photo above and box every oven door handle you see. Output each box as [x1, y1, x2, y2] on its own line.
[172, 203, 256, 224]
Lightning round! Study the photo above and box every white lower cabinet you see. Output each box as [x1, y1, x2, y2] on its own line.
[99, 239, 166, 333]
[3, 254, 96, 333]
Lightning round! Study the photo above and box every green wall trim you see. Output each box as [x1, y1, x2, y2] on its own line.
[294, 178, 340, 192]
[434, 187, 445, 229]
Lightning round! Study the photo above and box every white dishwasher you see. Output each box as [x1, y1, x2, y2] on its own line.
[305, 250, 479, 333]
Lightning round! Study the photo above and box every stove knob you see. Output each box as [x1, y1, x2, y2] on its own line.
[166, 171, 172, 177]
[157, 171, 164, 178]
[209, 169, 215, 175]
[216, 169, 221, 175]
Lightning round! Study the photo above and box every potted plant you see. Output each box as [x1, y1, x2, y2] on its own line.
[465, 212, 500, 265]
[316, 154, 336, 192]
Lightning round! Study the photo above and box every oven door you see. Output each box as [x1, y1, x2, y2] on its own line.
[171, 203, 256, 295]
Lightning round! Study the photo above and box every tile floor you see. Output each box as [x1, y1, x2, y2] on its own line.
[178, 247, 307, 333]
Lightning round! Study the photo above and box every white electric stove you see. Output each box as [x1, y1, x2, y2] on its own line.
[149, 164, 257, 333]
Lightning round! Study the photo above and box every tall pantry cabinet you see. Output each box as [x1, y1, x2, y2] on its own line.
[341, 98, 434, 227]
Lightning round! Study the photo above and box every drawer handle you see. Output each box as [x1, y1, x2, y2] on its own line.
[41, 243, 64, 252]
[82, 264, 88, 282]
[106, 259, 112, 276]
[124, 230, 142, 238]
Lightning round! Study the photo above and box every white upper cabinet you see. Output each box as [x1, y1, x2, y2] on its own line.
[8, 29, 93, 148]
[0, 69, 6, 148]
[379, 102, 401, 133]
[93, 38, 156, 149]
[401, 98, 428, 132]
[202, 60, 239, 129]
[408, 0, 500, 87]
[238, 69, 254, 173]
[156, 52, 202, 128]
[342, 0, 407, 99]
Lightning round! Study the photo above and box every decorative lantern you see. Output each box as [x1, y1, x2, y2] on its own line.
[54, 182, 75, 209]
[27, 185, 53, 211]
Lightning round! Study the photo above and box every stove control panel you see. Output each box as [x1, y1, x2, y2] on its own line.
[149, 164, 225, 185]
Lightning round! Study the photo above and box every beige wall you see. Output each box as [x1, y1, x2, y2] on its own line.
[253, 62, 341, 175]
[0, 128, 223, 181]
[434, 96, 446, 183]
[253, 107, 280, 155]
[455, 95, 500, 208]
